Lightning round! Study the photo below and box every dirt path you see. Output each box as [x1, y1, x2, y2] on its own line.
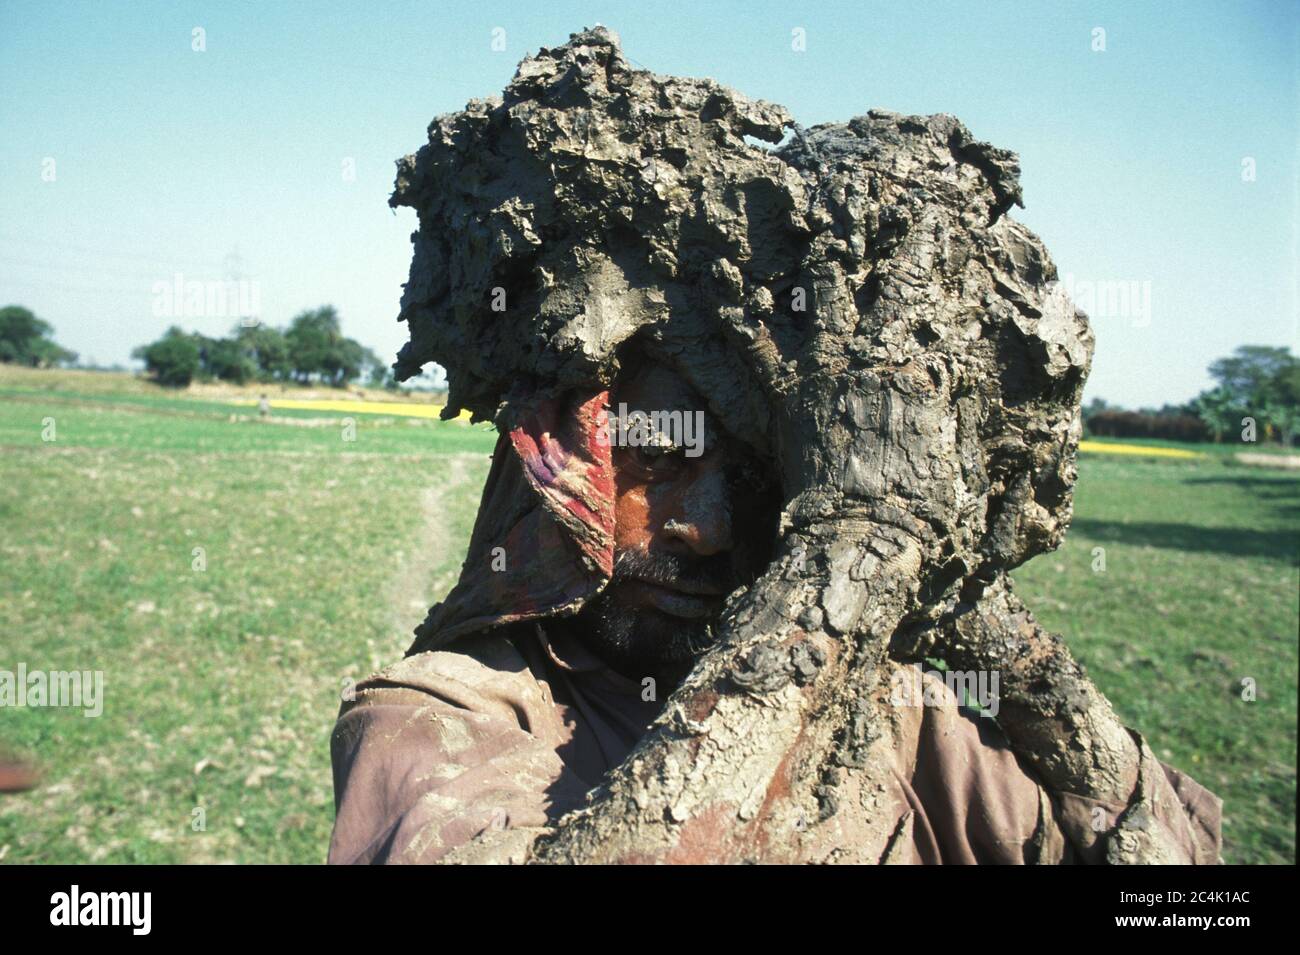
[1234, 452, 1300, 470]
[383, 453, 480, 658]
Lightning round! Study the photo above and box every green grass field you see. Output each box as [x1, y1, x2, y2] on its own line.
[1, 369, 1296, 863]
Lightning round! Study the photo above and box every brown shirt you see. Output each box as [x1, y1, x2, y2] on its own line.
[328, 625, 1221, 864]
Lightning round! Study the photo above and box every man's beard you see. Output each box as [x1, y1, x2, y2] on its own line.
[568, 549, 739, 686]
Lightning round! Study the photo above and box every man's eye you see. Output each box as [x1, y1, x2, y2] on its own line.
[628, 442, 685, 474]
[639, 443, 678, 462]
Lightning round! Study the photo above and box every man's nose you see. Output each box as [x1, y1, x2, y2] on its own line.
[662, 469, 733, 556]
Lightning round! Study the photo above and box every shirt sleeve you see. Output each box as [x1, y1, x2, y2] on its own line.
[905, 670, 1222, 864]
[999, 723, 1218, 865]
[327, 661, 586, 864]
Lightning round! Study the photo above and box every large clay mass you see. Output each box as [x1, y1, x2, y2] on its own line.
[390, 25, 1092, 580]
[384, 28, 1185, 866]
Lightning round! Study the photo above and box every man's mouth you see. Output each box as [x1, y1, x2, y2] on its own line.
[622, 578, 726, 619]
[638, 576, 726, 597]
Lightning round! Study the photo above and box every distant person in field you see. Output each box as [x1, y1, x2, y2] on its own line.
[327, 345, 1222, 864]
[258, 394, 270, 418]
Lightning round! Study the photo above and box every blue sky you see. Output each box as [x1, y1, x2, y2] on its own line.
[1, 0, 1295, 407]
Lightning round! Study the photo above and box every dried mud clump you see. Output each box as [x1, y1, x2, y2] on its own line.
[391, 25, 1091, 588]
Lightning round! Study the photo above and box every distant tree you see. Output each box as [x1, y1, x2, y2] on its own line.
[1195, 345, 1300, 445]
[1262, 361, 1300, 446]
[284, 306, 380, 387]
[1082, 396, 1110, 420]
[1148, 402, 1198, 418]
[285, 307, 339, 383]
[1191, 386, 1244, 443]
[1208, 346, 1293, 402]
[199, 335, 257, 384]
[324, 337, 380, 387]
[0, 305, 77, 367]
[134, 327, 201, 387]
[368, 363, 398, 389]
[235, 324, 292, 381]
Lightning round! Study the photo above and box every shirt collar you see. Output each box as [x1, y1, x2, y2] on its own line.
[534, 622, 643, 694]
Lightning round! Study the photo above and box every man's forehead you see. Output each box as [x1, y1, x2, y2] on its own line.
[612, 360, 726, 444]
[615, 362, 699, 407]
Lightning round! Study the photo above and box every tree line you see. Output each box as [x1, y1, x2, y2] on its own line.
[1086, 345, 1300, 446]
[0, 303, 395, 388]
[132, 307, 385, 388]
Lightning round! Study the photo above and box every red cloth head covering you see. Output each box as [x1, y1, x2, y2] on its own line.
[408, 389, 615, 654]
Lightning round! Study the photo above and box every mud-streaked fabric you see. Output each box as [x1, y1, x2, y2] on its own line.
[408, 389, 613, 654]
[328, 622, 1222, 864]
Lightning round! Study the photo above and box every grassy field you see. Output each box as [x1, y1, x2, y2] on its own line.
[0, 369, 495, 863]
[1012, 451, 1298, 865]
[1, 368, 1296, 863]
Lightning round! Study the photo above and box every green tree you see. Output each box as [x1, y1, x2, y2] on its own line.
[1191, 386, 1244, 443]
[368, 363, 398, 389]
[134, 327, 201, 387]
[1262, 360, 1300, 445]
[1199, 345, 1300, 445]
[285, 307, 340, 383]
[1082, 396, 1110, 417]
[200, 336, 257, 384]
[1208, 345, 1294, 401]
[284, 306, 379, 386]
[323, 337, 380, 387]
[0, 305, 77, 367]
[235, 323, 292, 381]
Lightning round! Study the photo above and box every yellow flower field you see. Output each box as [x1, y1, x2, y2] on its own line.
[1078, 440, 1203, 459]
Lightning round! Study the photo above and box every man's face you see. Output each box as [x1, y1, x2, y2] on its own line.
[569, 361, 779, 686]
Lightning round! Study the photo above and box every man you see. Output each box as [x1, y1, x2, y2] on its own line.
[328, 26, 1221, 864]
[327, 349, 1221, 864]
